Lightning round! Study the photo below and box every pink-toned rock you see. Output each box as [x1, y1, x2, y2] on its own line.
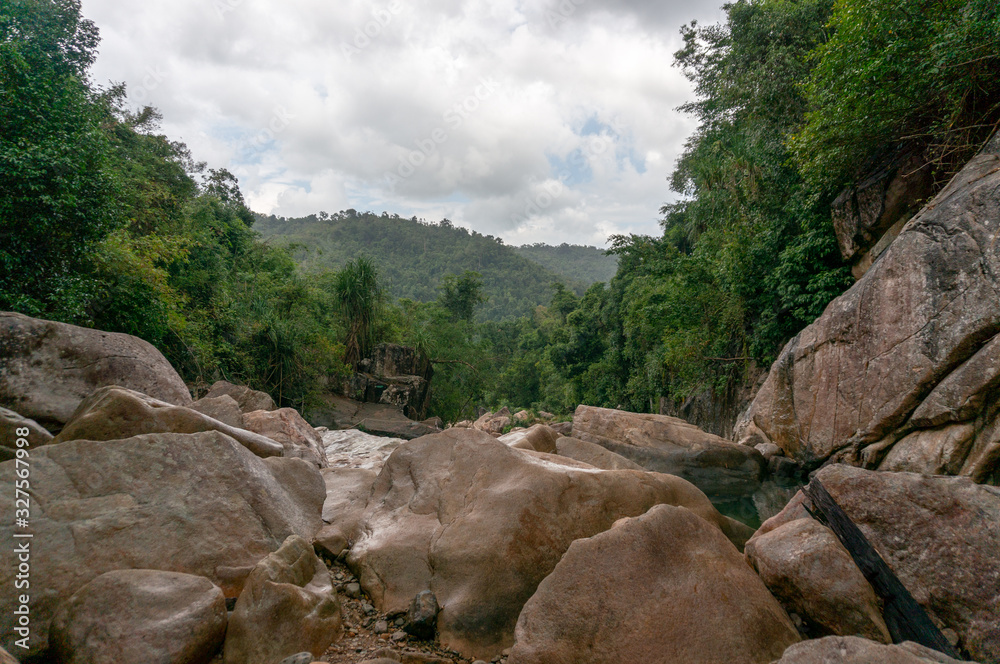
[347, 428, 753, 660]
[50, 386, 282, 458]
[223, 536, 342, 664]
[554, 436, 645, 470]
[204, 380, 276, 413]
[813, 464, 1000, 663]
[772, 636, 975, 664]
[0, 431, 324, 658]
[49, 569, 227, 664]
[508, 504, 800, 664]
[0, 312, 192, 432]
[742, 135, 1000, 478]
[497, 424, 559, 453]
[242, 408, 328, 468]
[314, 467, 378, 558]
[572, 405, 766, 499]
[745, 518, 891, 642]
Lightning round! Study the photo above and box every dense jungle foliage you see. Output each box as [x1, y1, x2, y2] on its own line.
[255, 212, 595, 321]
[2, 0, 997, 423]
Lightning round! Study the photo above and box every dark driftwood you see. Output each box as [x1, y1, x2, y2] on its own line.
[802, 478, 960, 658]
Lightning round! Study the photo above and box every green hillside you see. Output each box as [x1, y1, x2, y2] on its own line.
[513, 243, 617, 286]
[255, 211, 604, 320]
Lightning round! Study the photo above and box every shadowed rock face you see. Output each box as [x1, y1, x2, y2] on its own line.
[0, 312, 192, 432]
[0, 431, 324, 660]
[346, 428, 753, 661]
[741, 133, 1000, 481]
[507, 504, 800, 664]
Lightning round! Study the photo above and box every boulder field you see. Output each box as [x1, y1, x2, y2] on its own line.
[1, 302, 998, 664]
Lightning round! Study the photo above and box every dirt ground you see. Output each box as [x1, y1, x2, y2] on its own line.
[320, 560, 479, 664]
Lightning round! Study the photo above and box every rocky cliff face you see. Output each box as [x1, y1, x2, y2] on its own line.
[739, 131, 1000, 484]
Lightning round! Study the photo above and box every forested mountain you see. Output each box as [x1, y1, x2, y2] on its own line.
[255, 212, 599, 320]
[512, 244, 618, 286]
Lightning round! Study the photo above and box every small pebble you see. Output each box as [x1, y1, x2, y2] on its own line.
[391, 630, 407, 641]
[374, 619, 390, 634]
[345, 582, 362, 598]
[362, 602, 376, 614]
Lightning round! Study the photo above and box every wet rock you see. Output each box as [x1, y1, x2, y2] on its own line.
[404, 591, 439, 640]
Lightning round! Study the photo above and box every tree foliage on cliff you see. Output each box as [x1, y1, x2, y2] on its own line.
[791, 0, 1000, 193]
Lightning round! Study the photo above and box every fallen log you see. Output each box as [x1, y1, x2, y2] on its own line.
[802, 477, 960, 658]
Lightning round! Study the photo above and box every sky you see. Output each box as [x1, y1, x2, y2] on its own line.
[81, 0, 727, 247]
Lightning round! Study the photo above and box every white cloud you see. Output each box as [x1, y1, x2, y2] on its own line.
[82, 0, 724, 247]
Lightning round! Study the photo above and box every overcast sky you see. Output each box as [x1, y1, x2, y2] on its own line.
[81, 0, 726, 247]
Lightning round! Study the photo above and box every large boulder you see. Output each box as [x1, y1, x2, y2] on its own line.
[0, 431, 324, 659]
[306, 395, 440, 440]
[314, 467, 378, 558]
[223, 535, 342, 664]
[204, 380, 276, 413]
[48, 569, 227, 664]
[507, 504, 800, 664]
[0, 312, 192, 432]
[497, 424, 559, 453]
[242, 408, 329, 468]
[554, 436, 645, 470]
[189, 394, 244, 428]
[745, 518, 891, 642]
[0, 407, 52, 461]
[808, 465, 1000, 663]
[772, 636, 975, 664]
[741, 134, 1000, 482]
[50, 386, 283, 458]
[346, 428, 753, 660]
[572, 405, 766, 499]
